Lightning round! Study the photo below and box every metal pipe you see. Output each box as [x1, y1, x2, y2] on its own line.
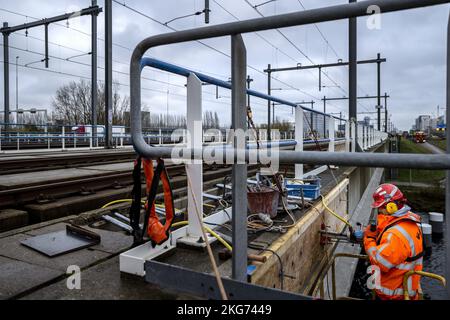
[267, 64, 272, 141]
[321, 95, 390, 101]
[0, 6, 102, 33]
[105, 0, 113, 148]
[92, 0, 98, 148]
[231, 34, 247, 282]
[3, 23, 9, 133]
[130, 0, 447, 170]
[15, 56, 18, 121]
[349, 0, 357, 150]
[446, 12, 450, 300]
[264, 57, 386, 73]
[384, 93, 388, 133]
[141, 58, 345, 120]
[44, 24, 49, 68]
[377, 53, 381, 130]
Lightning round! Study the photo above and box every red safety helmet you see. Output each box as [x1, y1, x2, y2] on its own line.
[371, 183, 404, 208]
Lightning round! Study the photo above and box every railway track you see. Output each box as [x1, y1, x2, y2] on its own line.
[0, 149, 137, 175]
[0, 161, 265, 211]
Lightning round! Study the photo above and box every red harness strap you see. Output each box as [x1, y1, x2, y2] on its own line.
[141, 158, 175, 247]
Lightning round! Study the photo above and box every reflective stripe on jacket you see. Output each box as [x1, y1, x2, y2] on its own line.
[364, 211, 423, 300]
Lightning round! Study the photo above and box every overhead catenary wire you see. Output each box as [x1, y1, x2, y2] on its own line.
[243, 0, 347, 97]
[0, 59, 232, 107]
[111, 0, 320, 101]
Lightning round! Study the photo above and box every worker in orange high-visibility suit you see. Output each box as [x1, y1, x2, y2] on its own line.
[364, 183, 424, 300]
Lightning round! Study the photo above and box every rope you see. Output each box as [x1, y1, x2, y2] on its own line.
[185, 169, 228, 300]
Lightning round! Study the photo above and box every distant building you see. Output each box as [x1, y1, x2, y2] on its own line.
[415, 115, 431, 132]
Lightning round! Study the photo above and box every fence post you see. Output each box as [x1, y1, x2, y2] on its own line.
[295, 107, 304, 179]
[62, 126, 65, 150]
[351, 121, 356, 153]
[328, 117, 335, 153]
[186, 72, 204, 242]
[345, 120, 350, 152]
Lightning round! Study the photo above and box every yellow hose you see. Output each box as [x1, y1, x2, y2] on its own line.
[172, 221, 233, 252]
[320, 196, 352, 229]
[101, 199, 145, 209]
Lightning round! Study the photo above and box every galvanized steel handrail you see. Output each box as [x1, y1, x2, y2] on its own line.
[130, 0, 450, 169]
[141, 58, 346, 121]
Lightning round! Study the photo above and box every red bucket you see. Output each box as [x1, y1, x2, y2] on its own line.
[247, 187, 280, 218]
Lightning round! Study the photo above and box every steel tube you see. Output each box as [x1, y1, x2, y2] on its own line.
[105, 0, 113, 148]
[92, 0, 98, 148]
[44, 24, 49, 68]
[140, 58, 344, 120]
[377, 53, 381, 130]
[446, 12, 450, 300]
[267, 64, 271, 141]
[384, 93, 388, 132]
[264, 57, 386, 73]
[0, 6, 102, 34]
[3, 24, 9, 132]
[231, 34, 247, 282]
[349, 0, 357, 150]
[130, 0, 447, 169]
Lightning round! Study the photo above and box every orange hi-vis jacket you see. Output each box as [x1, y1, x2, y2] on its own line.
[364, 206, 424, 300]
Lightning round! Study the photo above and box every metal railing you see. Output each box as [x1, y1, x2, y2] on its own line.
[127, 0, 450, 294]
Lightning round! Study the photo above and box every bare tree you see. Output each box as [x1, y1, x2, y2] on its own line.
[52, 80, 129, 125]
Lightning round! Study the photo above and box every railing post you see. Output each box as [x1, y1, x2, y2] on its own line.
[295, 107, 304, 179]
[329, 117, 335, 153]
[62, 126, 65, 150]
[351, 121, 356, 153]
[345, 120, 350, 152]
[186, 73, 204, 241]
[159, 128, 162, 145]
[16, 132, 19, 151]
[231, 34, 247, 282]
[363, 126, 367, 150]
[445, 12, 450, 300]
[45, 125, 50, 149]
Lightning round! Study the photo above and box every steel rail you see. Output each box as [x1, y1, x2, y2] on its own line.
[130, 0, 448, 170]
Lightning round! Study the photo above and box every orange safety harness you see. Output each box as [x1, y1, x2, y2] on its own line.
[129, 157, 175, 247]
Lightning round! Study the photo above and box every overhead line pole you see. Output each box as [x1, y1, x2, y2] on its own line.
[349, 0, 358, 151]
[92, 0, 99, 147]
[267, 64, 271, 141]
[377, 52, 381, 130]
[1, 4, 102, 142]
[105, 0, 113, 148]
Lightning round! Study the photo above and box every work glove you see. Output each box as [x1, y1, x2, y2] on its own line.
[364, 224, 379, 240]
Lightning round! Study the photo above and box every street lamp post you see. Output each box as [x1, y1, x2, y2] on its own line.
[16, 56, 19, 124]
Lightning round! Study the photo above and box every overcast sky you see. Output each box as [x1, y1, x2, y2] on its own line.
[0, 0, 449, 131]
